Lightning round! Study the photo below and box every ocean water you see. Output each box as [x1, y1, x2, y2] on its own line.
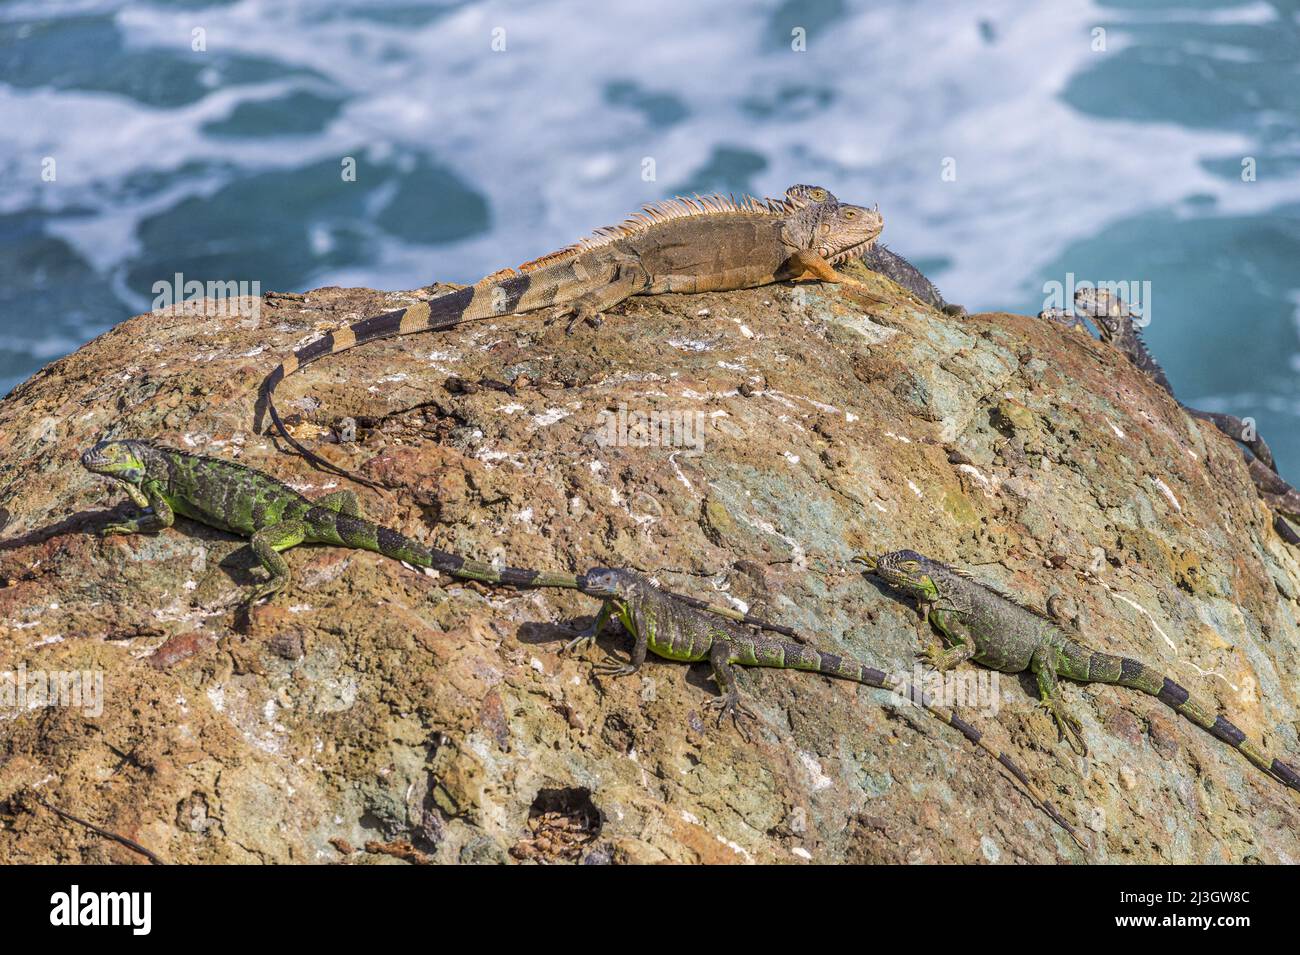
[2, 0, 1298, 469]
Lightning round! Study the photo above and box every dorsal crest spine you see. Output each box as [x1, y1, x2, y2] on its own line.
[516, 191, 798, 273]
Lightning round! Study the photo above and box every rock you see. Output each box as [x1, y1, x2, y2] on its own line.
[0, 266, 1298, 864]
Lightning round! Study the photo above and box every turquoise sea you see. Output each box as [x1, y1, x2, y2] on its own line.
[2, 0, 1298, 468]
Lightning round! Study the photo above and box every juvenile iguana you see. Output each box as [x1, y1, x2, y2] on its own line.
[861, 549, 1300, 795]
[573, 566, 1085, 847]
[78, 439, 795, 632]
[1043, 287, 1299, 543]
[258, 185, 884, 488]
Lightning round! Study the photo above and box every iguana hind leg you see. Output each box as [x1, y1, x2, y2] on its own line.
[246, 519, 308, 605]
[558, 263, 648, 333]
[1031, 646, 1088, 756]
[705, 639, 760, 739]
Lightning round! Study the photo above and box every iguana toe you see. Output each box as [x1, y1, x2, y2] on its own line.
[592, 657, 638, 678]
[562, 631, 597, 655]
[1037, 699, 1088, 756]
[706, 692, 759, 740]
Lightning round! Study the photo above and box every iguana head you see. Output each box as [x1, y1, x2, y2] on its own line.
[854, 548, 941, 601]
[579, 567, 648, 600]
[783, 185, 883, 265]
[81, 440, 150, 485]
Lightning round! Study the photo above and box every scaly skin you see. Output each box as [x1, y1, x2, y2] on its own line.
[574, 566, 1085, 847]
[1042, 287, 1299, 542]
[859, 243, 965, 316]
[862, 549, 1300, 795]
[258, 184, 884, 488]
[1044, 287, 1278, 470]
[79, 439, 799, 634]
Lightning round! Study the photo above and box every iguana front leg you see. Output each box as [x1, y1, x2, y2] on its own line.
[912, 597, 935, 645]
[245, 519, 308, 605]
[563, 598, 615, 654]
[102, 481, 173, 535]
[592, 602, 649, 677]
[923, 609, 978, 671]
[705, 638, 760, 738]
[1030, 646, 1088, 756]
[779, 249, 874, 290]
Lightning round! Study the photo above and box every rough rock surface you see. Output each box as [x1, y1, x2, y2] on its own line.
[1, 262, 1298, 864]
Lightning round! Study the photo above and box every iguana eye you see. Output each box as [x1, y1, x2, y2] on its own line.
[900, 560, 920, 572]
[810, 188, 827, 200]
[844, 209, 857, 219]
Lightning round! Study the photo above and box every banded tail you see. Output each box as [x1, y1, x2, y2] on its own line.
[326, 509, 581, 587]
[336, 512, 813, 634]
[731, 637, 1085, 847]
[1083, 651, 1300, 793]
[260, 261, 594, 488]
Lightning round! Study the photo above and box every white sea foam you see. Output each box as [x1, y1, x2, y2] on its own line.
[4, 0, 1296, 306]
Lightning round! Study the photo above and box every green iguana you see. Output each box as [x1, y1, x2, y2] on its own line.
[258, 185, 884, 488]
[573, 566, 1085, 847]
[78, 439, 792, 632]
[860, 549, 1300, 794]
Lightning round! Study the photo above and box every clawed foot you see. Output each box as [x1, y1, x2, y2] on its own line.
[560, 306, 603, 335]
[1037, 699, 1088, 756]
[242, 580, 284, 610]
[591, 656, 638, 678]
[917, 644, 952, 671]
[562, 623, 599, 655]
[705, 692, 760, 740]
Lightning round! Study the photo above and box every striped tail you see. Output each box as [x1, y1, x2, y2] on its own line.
[259, 267, 563, 488]
[731, 638, 1085, 847]
[330, 511, 585, 588]
[338, 518, 817, 614]
[1087, 652, 1300, 793]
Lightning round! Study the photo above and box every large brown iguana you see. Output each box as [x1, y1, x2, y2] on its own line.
[258, 185, 884, 487]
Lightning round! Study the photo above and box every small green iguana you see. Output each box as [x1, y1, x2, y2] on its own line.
[258, 185, 884, 488]
[573, 566, 1085, 846]
[78, 439, 792, 633]
[860, 549, 1300, 794]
